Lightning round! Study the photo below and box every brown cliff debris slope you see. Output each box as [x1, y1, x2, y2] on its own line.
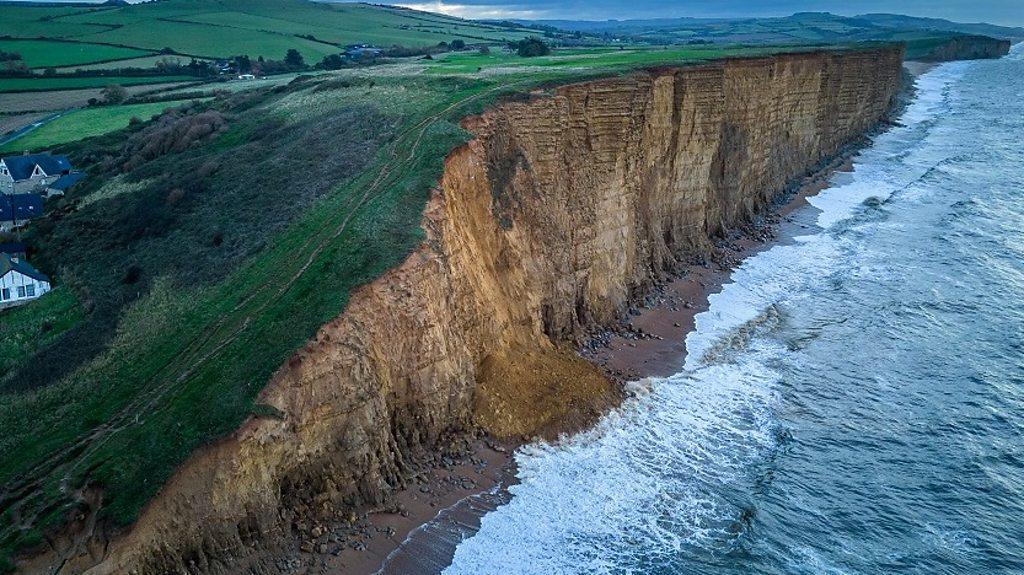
[35, 47, 904, 574]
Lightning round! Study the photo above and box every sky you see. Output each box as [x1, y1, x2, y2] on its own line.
[392, 0, 1024, 26]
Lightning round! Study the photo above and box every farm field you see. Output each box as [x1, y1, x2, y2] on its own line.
[425, 44, 808, 73]
[0, 0, 539, 65]
[53, 54, 205, 72]
[0, 99, 203, 153]
[0, 112, 49, 137]
[0, 82, 194, 114]
[0, 75, 197, 93]
[0, 39, 152, 69]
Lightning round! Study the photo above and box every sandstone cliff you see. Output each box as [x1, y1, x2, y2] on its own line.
[40, 47, 904, 574]
[917, 35, 1012, 61]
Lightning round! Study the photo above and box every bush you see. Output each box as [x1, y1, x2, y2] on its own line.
[318, 54, 345, 70]
[284, 48, 304, 68]
[119, 109, 228, 171]
[450, 39, 466, 51]
[478, 45, 491, 55]
[101, 84, 128, 104]
[511, 38, 551, 58]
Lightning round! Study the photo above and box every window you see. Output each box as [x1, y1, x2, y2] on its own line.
[1, 288, 8, 300]
[26, 284, 35, 297]
[17, 286, 26, 298]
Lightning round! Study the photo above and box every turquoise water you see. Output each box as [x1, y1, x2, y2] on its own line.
[444, 45, 1024, 575]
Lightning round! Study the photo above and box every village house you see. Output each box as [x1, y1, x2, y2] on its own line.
[0, 252, 51, 309]
[343, 44, 383, 59]
[0, 153, 74, 195]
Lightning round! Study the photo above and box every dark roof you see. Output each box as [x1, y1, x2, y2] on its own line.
[0, 242, 26, 255]
[1, 154, 72, 181]
[47, 172, 86, 192]
[0, 193, 44, 222]
[0, 253, 49, 283]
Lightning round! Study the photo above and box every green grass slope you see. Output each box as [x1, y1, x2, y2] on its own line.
[0, 99, 204, 153]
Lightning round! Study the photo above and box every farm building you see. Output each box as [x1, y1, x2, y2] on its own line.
[0, 193, 44, 231]
[0, 153, 75, 195]
[0, 253, 51, 309]
[343, 44, 383, 58]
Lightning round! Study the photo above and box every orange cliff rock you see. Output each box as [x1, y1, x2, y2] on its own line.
[40, 47, 905, 574]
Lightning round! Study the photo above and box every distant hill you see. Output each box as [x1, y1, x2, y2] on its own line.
[518, 11, 1024, 45]
[856, 13, 1024, 40]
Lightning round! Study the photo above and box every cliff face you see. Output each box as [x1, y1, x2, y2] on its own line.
[918, 35, 1012, 61]
[53, 47, 903, 574]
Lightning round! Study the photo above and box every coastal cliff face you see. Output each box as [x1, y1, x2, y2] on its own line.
[918, 35, 1012, 61]
[49, 47, 903, 574]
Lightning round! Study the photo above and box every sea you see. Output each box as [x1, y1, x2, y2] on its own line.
[442, 44, 1024, 575]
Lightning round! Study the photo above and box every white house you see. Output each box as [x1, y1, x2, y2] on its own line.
[0, 253, 51, 309]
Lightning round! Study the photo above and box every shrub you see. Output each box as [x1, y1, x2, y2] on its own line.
[318, 54, 345, 70]
[101, 84, 128, 105]
[450, 39, 466, 51]
[119, 109, 228, 171]
[512, 38, 551, 58]
[284, 48, 305, 68]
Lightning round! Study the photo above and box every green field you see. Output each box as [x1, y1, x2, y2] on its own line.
[0, 0, 540, 66]
[53, 54, 205, 73]
[0, 40, 822, 566]
[0, 39, 152, 69]
[0, 75, 195, 93]
[1, 99, 203, 153]
[425, 44, 815, 74]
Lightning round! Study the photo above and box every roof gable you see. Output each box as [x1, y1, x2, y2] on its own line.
[0, 154, 72, 181]
[0, 253, 49, 283]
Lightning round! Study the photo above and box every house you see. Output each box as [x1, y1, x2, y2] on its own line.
[343, 44, 383, 59]
[0, 193, 43, 231]
[0, 253, 51, 309]
[0, 153, 73, 195]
